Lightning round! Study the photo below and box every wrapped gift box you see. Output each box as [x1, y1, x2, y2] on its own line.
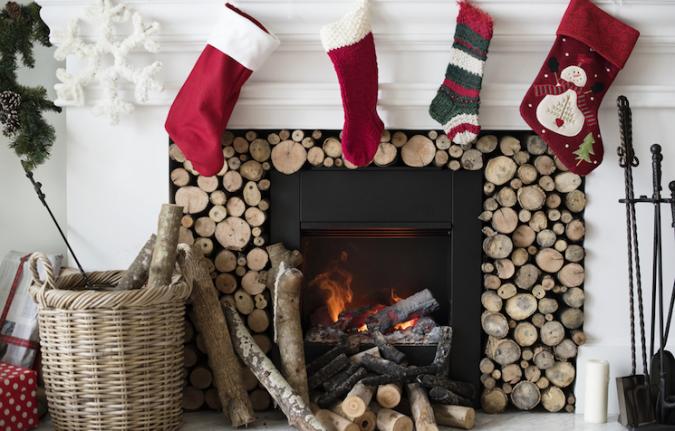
[0, 362, 38, 430]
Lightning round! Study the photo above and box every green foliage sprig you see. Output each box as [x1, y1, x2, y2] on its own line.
[0, 1, 61, 171]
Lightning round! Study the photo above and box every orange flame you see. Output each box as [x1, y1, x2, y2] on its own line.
[393, 317, 419, 331]
[310, 256, 423, 332]
[309, 251, 353, 322]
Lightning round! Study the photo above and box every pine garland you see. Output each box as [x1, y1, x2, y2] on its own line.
[0, 2, 61, 171]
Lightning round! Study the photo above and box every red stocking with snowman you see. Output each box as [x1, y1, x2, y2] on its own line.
[520, 0, 639, 175]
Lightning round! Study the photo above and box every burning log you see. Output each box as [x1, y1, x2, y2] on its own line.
[365, 289, 439, 333]
[316, 367, 368, 408]
[372, 330, 406, 364]
[309, 354, 350, 390]
[222, 302, 326, 431]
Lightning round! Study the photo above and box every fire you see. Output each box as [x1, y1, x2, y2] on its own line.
[309, 251, 353, 322]
[390, 289, 404, 303]
[310, 254, 422, 332]
[394, 317, 419, 331]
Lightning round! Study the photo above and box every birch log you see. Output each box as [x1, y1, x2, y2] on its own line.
[223, 302, 326, 431]
[406, 383, 439, 431]
[274, 265, 310, 404]
[115, 234, 156, 290]
[181, 251, 255, 427]
[147, 204, 182, 289]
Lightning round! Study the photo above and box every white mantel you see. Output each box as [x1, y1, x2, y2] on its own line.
[38, 0, 675, 416]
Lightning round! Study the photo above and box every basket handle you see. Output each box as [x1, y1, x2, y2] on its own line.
[29, 252, 56, 291]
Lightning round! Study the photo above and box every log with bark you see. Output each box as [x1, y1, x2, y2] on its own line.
[432, 405, 475, 430]
[180, 250, 255, 427]
[307, 346, 347, 375]
[372, 330, 406, 364]
[416, 375, 476, 400]
[316, 409, 359, 431]
[373, 406, 413, 431]
[365, 289, 439, 333]
[316, 367, 368, 408]
[223, 301, 326, 431]
[273, 264, 310, 403]
[266, 243, 304, 290]
[309, 354, 351, 390]
[406, 383, 439, 431]
[427, 387, 472, 407]
[148, 204, 183, 289]
[115, 234, 156, 290]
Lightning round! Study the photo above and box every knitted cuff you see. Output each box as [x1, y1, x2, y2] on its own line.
[208, 3, 280, 71]
[320, 0, 372, 52]
[557, 0, 639, 69]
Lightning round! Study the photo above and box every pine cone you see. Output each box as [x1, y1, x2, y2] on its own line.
[5, 2, 21, 19]
[0, 91, 21, 136]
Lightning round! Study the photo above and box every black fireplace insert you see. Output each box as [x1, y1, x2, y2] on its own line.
[270, 166, 483, 388]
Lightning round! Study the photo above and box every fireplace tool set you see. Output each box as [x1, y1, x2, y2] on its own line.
[616, 96, 675, 430]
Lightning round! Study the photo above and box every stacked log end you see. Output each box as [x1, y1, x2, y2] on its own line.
[480, 134, 584, 413]
[170, 130, 584, 414]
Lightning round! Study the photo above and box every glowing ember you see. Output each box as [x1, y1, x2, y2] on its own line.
[394, 317, 420, 331]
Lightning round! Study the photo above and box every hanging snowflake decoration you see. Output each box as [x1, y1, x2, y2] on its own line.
[53, 0, 163, 124]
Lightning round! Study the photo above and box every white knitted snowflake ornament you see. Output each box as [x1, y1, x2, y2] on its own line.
[53, 0, 163, 124]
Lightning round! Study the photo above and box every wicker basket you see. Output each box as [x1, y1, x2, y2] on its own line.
[28, 249, 193, 431]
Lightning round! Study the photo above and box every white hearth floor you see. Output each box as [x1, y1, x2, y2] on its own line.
[36, 411, 626, 430]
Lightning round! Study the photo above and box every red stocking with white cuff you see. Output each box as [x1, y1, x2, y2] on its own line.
[165, 4, 279, 176]
[321, 0, 384, 167]
[519, 0, 639, 176]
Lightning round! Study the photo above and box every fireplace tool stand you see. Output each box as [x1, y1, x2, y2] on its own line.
[616, 96, 675, 430]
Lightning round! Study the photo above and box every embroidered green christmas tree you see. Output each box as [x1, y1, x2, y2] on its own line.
[574, 133, 595, 166]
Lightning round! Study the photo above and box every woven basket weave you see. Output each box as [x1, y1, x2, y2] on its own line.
[28, 249, 193, 431]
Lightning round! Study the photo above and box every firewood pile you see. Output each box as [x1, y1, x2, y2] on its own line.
[306, 325, 478, 431]
[169, 129, 585, 415]
[478, 135, 585, 413]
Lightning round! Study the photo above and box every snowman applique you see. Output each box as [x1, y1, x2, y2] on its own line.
[534, 65, 594, 137]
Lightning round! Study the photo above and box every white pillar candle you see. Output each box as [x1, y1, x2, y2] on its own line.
[584, 359, 610, 423]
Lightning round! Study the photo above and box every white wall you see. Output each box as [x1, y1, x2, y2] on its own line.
[37, 0, 675, 415]
[0, 0, 66, 261]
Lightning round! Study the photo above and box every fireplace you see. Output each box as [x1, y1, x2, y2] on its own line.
[270, 166, 483, 388]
